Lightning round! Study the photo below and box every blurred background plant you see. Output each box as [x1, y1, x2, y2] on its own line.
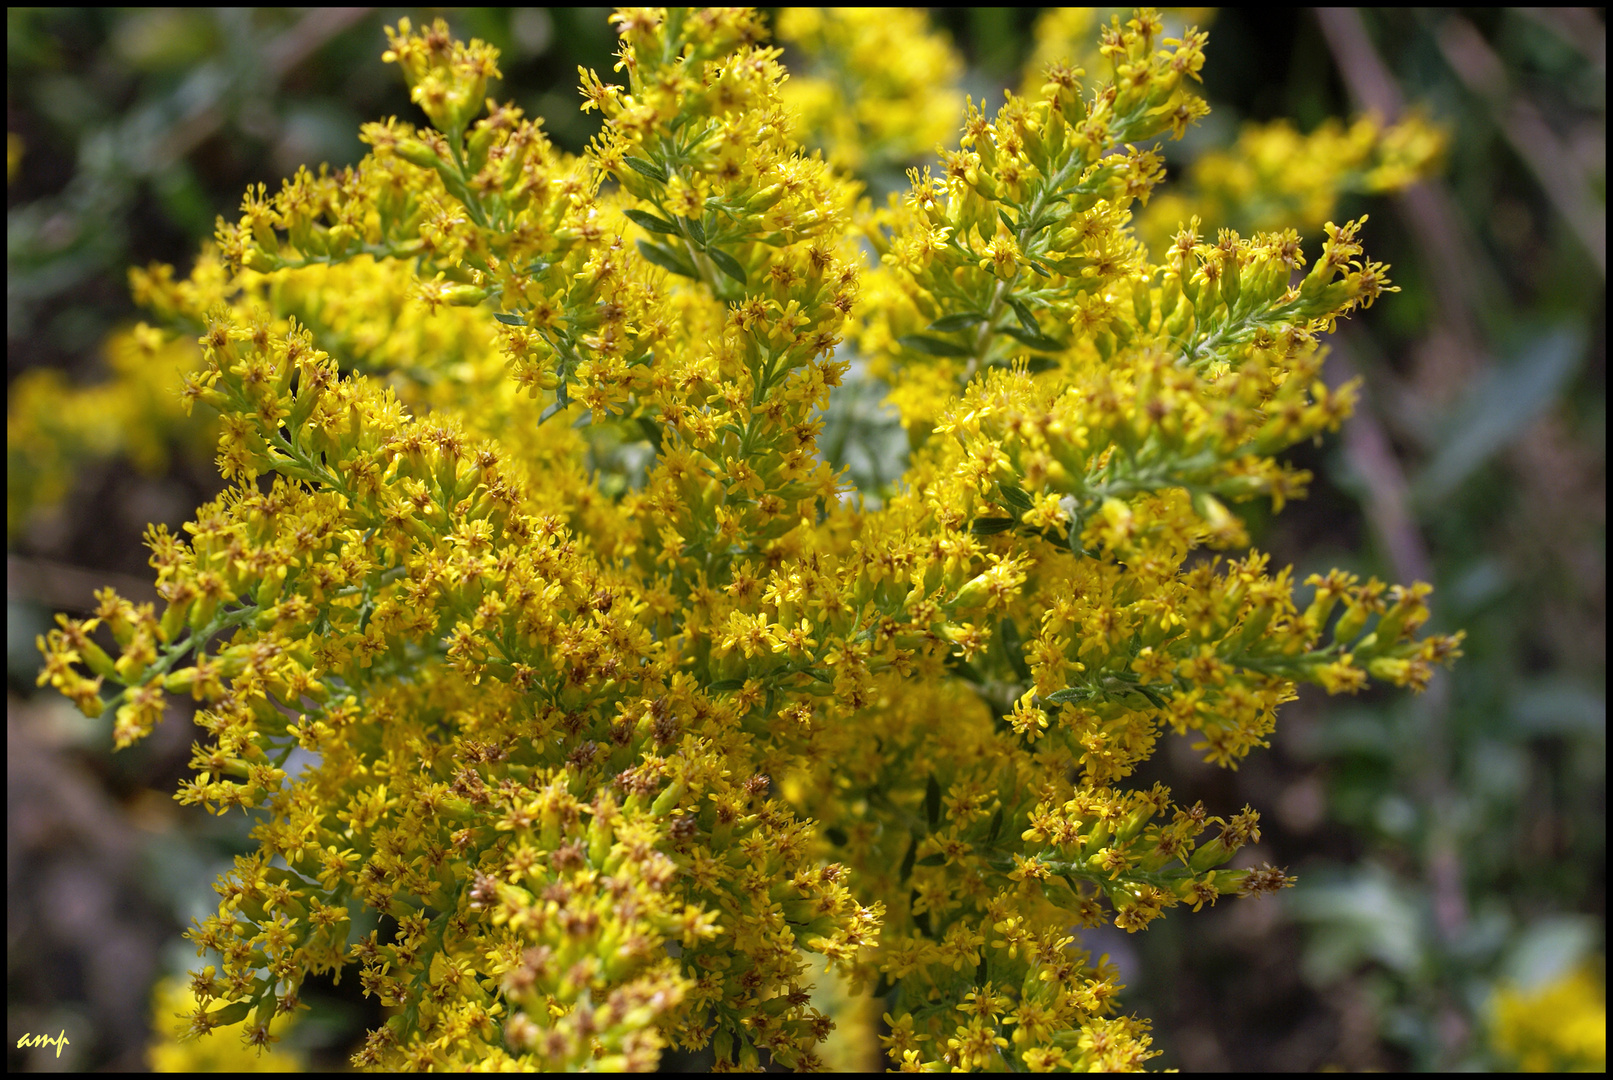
[7, 7, 1603, 1072]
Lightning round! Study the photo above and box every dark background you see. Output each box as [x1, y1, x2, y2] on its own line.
[8, 8, 1604, 1071]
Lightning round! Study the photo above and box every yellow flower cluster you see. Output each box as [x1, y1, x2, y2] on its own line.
[32, 9, 1460, 1071]
[776, 8, 964, 177]
[1489, 963, 1607, 1072]
[7, 315, 215, 538]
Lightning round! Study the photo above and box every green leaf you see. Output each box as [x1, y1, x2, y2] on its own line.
[899, 833, 918, 882]
[1043, 687, 1089, 705]
[947, 655, 985, 685]
[637, 239, 697, 279]
[970, 516, 1017, 536]
[1033, 525, 1072, 552]
[927, 312, 987, 333]
[996, 483, 1033, 514]
[925, 774, 942, 828]
[1005, 295, 1041, 335]
[539, 374, 573, 423]
[1135, 683, 1170, 709]
[1513, 676, 1607, 737]
[706, 246, 748, 285]
[206, 1001, 254, 1027]
[898, 334, 973, 358]
[623, 208, 680, 235]
[684, 215, 707, 247]
[1066, 509, 1087, 553]
[987, 806, 1004, 843]
[1027, 260, 1052, 278]
[1414, 325, 1585, 506]
[998, 617, 1031, 682]
[636, 416, 664, 450]
[623, 156, 668, 183]
[916, 853, 947, 867]
[492, 312, 525, 326]
[997, 207, 1019, 233]
[707, 679, 745, 692]
[1000, 324, 1064, 351]
[1025, 355, 1060, 374]
[912, 906, 932, 937]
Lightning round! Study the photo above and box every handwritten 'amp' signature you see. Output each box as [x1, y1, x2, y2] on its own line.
[16, 1031, 71, 1059]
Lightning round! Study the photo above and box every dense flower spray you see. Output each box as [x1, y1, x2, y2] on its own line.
[34, 8, 1459, 1071]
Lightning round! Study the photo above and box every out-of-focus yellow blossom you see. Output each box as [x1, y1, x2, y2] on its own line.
[809, 951, 882, 1070]
[777, 8, 964, 176]
[1489, 962, 1607, 1072]
[1138, 111, 1448, 251]
[147, 974, 303, 1071]
[7, 318, 216, 537]
[29, 8, 1461, 1072]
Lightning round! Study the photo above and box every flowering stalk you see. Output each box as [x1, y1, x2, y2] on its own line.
[35, 8, 1459, 1072]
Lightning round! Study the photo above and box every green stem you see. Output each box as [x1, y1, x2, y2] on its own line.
[963, 155, 1083, 381]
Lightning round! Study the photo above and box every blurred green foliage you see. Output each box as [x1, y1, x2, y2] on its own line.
[7, 7, 1603, 1072]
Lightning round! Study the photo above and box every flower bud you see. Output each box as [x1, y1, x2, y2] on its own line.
[1178, 267, 1199, 305]
[1193, 274, 1220, 324]
[255, 564, 288, 609]
[189, 594, 220, 634]
[1219, 257, 1241, 311]
[1131, 277, 1153, 327]
[1233, 600, 1276, 651]
[588, 811, 612, 867]
[650, 779, 686, 818]
[1187, 834, 1229, 872]
[1080, 818, 1112, 860]
[396, 139, 441, 170]
[466, 124, 497, 173]
[965, 166, 998, 200]
[164, 667, 198, 696]
[1115, 803, 1157, 843]
[441, 283, 488, 307]
[950, 571, 992, 611]
[243, 249, 283, 274]
[78, 637, 118, 681]
[159, 597, 192, 644]
[1332, 602, 1370, 646]
[1367, 655, 1411, 683]
[744, 184, 784, 213]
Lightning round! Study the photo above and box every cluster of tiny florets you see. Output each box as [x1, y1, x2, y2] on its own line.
[32, 8, 1458, 1072]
